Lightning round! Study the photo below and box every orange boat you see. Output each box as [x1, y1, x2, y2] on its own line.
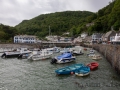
[87, 62, 99, 71]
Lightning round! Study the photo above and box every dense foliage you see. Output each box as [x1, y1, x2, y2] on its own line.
[15, 0, 119, 37]
[15, 11, 94, 38]
[87, 0, 119, 34]
[0, 24, 18, 42]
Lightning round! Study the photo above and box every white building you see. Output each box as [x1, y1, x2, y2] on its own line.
[81, 33, 88, 39]
[92, 33, 102, 43]
[111, 34, 120, 43]
[14, 35, 38, 43]
[45, 35, 58, 42]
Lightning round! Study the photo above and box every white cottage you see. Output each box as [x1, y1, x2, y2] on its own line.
[81, 33, 88, 39]
[14, 35, 38, 43]
[111, 34, 120, 44]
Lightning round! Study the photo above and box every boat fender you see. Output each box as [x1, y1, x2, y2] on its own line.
[18, 54, 23, 59]
[1, 53, 6, 58]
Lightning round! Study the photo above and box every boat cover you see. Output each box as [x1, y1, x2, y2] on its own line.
[57, 52, 72, 60]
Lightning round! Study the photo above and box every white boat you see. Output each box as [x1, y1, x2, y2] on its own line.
[51, 52, 76, 64]
[92, 55, 102, 60]
[89, 49, 95, 54]
[72, 46, 84, 55]
[46, 47, 61, 53]
[28, 49, 53, 61]
[17, 50, 38, 59]
[1, 48, 32, 58]
[60, 47, 73, 53]
[72, 50, 84, 55]
[88, 54, 95, 58]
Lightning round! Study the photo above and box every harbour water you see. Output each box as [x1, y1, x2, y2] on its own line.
[0, 49, 120, 90]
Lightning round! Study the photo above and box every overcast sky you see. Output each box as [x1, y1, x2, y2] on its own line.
[0, 0, 112, 26]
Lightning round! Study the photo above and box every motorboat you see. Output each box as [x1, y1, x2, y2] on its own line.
[72, 49, 84, 55]
[89, 49, 95, 54]
[75, 66, 90, 76]
[72, 46, 84, 55]
[46, 47, 61, 53]
[55, 63, 84, 75]
[60, 47, 73, 54]
[17, 53, 32, 59]
[87, 62, 99, 71]
[88, 54, 95, 58]
[92, 55, 102, 60]
[1, 48, 32, 58]
[28, 49, 53, 61]
[87, 49, 95, 57]
[51, 52, 76, 64]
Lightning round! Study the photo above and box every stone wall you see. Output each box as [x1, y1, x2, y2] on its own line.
[0, 43, 36, 49]
[93, 44, 120, 74]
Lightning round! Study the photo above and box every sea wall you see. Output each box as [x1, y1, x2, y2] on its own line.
[0, 43, 36, 49]
[92, 44, 120, 74]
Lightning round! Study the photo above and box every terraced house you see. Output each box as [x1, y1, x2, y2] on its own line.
[14, 35, 38, 43]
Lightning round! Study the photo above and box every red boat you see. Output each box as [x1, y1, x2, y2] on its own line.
[87, 62, 99, 71]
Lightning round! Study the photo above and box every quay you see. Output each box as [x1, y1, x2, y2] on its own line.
[0, 42, 74, 52]
[92, 44, 120, 74]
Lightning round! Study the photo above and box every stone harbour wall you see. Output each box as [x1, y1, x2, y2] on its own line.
[93, 44, 120, 74]
[0, 43, 36, 49]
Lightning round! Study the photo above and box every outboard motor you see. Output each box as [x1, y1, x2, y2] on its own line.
[50, 58, 57, 64]
[1, 53, 6, 58]
[17, 54, 23, 59]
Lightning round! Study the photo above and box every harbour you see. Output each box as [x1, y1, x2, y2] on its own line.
[0, 47, 120, 90]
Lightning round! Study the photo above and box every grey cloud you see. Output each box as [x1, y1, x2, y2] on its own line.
[0, 0, 112, 26]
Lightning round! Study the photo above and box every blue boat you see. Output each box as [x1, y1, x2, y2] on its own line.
[51, 52, 76, 64]
[55, 64, 84, 75]
[75, 66, 90, 76]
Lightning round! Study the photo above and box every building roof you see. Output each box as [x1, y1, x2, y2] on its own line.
[93, 33, 103, 38]
[104, 30, 116, 38]
[15, 35, 37, 38]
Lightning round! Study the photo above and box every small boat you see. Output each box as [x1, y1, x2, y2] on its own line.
[88, 54, 95, 58]
[89, 49, 95, 54]
[60, 47, 73, 54]
[55, 63, 84, 75]
[17, 49, 40, 59]
[75, 66, 90, 76]
[28, 49, 53, 61]
[17, 53, 32, 59]
[51, 52, 76, 64]
[1, 48, 32, 58]
[87, 62, 99, 71]
[92, 55, 102, 60]
[72, 49, 84, 55]
[87, 49, 95, 57]
[46, 47, 61, 53]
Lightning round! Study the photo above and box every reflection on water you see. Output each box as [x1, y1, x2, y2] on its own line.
[0, 49, 120, 90]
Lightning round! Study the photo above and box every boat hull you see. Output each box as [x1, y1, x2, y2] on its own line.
[75, 72, 90, 76]
[55, 57, 76, 64]
[72, 53, 84, 56]
[75, 66, 90, 76]
[55, 64, 84, 75]
[87, 62, 99, 71]
[1, 53, 20, 58]
[32, 55, 51, 61]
